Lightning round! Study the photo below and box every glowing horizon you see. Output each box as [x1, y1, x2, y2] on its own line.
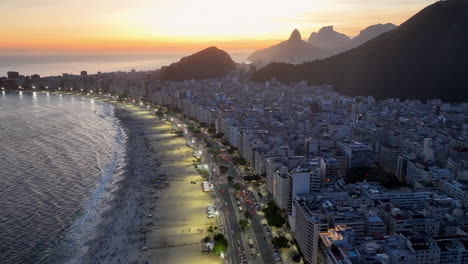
[1, 0, 435, 53]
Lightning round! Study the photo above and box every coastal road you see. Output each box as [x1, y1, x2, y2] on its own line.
[236, 188, 277, 264]
[250, 212, 276, 264]
[196, 137, 276, 264]
[218, 184, 247, 264]
[172, 115, 276, 264]
[196, 140, 246, 264]
[220, 183, 277, 264]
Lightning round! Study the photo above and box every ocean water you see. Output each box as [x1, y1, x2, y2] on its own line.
[0, 92, 127, 263]
[0, 51, 250, 77]
[0, 53, 180, 77]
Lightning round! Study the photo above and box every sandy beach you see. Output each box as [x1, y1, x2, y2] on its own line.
[83, 103, 221, 264]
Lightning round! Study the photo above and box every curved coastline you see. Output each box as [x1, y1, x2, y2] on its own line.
[81, 103, 220, 264]
[2, 90, 221, 263]
[0, 92, 126, 263]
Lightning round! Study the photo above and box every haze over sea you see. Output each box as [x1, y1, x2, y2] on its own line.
[0, 92, 127, 263]
[0, 52, 250, 77]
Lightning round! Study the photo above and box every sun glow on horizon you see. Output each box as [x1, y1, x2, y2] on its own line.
[1, 0, 435, 52]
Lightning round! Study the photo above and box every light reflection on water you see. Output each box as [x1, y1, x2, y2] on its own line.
[0, 92, 126, 263]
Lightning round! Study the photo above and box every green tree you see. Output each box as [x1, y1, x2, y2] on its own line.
[262, 201, 286, 227]
[207, 127, 217, 135]
[271, 236, 290, 248]
[239, 219, 250, 232]
[188, 126, 201, 133]
[213, 233, 228, 254]
[233, 183, 241, 191]
[232, 156, 247, 166]
[244, 211, 252, 219]
[155, 111, 164, 118]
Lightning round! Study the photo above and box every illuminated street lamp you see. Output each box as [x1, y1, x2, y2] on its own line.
[32, 85, 36, 89]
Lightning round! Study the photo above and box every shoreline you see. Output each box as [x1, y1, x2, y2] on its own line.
[2, 91, 222, 264]
[81, 103, 221, 263]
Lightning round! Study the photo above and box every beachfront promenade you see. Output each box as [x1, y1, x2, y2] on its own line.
[16, 91, 276, 264]
[168, 112, 278, 264]
[121, 105, 221, 264]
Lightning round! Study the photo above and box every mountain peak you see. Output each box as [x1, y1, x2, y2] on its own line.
[253, 0, 468, 101]
[160, 47, 235, 81]
[351, 23, 397, 47]
[289, 29, 302, 41]
[318, 26, 335, 33]
[248, 29, 326, 65]
[308, 26, 350, 51]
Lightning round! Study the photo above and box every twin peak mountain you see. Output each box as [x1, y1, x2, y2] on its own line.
[248, 23, 397, 65]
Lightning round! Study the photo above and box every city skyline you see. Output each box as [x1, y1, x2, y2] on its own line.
[2, 0, 434, 53]
[1, 1, 468, 263]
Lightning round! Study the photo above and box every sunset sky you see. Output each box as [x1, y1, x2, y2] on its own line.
[1, 0, 434, 53]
